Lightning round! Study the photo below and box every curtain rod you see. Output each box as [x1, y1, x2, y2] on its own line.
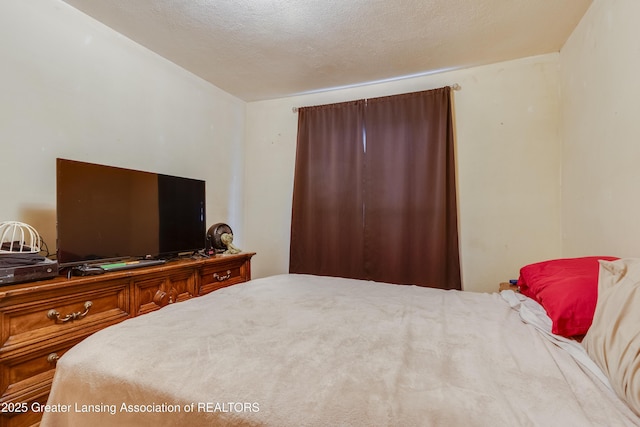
[292, 84, 461, 113]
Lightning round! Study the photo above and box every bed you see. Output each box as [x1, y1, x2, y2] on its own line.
[41, 261, 640, 426]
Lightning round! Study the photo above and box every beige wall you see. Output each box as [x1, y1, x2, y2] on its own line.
[560, 0, 640, 258]
[11, 0, 626, 293]
[0, 0, 246, 248]
[245, 54, 563, 292]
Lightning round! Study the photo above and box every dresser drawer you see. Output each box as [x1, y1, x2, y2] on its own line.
[0, 340, 78, 404]
[134, 270, 196, 315]
[199, 258, 248, 295]
[0, 282, 130, 355]
[1, 392, 46, 427]
[0, 339, 82, 427]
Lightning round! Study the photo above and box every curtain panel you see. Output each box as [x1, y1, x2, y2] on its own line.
[289, 100, 367, 280]
[290, 88, 461, 290]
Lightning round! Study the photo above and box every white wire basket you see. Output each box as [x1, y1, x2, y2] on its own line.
[0, 221, 42, 254]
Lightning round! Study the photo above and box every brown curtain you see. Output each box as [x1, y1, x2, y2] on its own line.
[289, 100, 367, 280]
[364, 88, 461, 289]
[290, 87, 461, 290]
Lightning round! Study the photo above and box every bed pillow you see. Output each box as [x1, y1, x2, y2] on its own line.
[582, 258, 640, 417]
[517, 256, 618, 337]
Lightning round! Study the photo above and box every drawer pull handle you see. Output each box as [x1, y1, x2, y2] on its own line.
[47, 301, 93, 323]
[153, 290, 175, 306]
[213, 270, 232, 281]
[47, 353, 60, 363]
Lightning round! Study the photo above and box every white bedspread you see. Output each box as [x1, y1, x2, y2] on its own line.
[41, 274, 640, 426]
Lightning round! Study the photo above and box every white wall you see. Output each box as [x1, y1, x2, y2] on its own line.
[245, 54, 563, 293]
[560, 0, 640, 258]
[2, 0, 575, 293]
[0, 0, 246, 249]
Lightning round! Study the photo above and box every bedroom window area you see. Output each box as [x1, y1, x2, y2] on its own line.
[290, 87, 461, 290]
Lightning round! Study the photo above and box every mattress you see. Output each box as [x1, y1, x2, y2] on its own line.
[41, 274, 640, 426]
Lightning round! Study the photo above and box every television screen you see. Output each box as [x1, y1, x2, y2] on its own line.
[56, 158, 206, 267]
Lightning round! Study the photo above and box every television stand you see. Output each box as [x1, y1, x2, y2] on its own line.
[0, 252, 255, 427]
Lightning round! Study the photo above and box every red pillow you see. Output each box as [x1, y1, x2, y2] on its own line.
[517, 256, 618, 337]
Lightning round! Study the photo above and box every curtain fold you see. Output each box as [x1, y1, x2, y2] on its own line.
[289, 100, 366, 280]
[289, 87, 461, 290]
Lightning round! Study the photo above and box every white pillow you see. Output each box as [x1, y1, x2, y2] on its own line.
[583, 258, 640, 416]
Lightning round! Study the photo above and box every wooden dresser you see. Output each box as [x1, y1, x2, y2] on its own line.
[0, 252, 254, 427]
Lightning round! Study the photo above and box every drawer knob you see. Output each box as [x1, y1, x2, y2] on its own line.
[47, 353, 60, 363]
[47, 301, 93, 323]
[213, 270, 232, 281]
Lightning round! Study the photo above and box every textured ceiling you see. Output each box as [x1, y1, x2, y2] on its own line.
[61, 0, 592, 101]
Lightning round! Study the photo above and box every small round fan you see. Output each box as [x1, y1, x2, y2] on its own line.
[206, 223, 233, 252]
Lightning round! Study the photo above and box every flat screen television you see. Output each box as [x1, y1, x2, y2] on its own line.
[56, 158, 206, 268]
